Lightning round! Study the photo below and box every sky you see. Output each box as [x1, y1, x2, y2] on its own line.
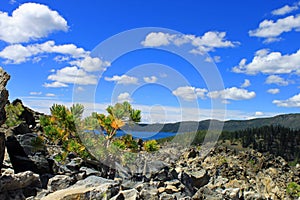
[1, 0, 300, 123]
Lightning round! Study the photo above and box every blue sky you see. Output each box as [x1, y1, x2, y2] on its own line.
[1, 0, 300, 122]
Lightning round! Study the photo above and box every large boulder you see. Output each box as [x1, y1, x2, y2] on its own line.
[47, 175, 74, 192]
[6, 133, 51, 174]
[0, 67, 10, 173]
[41, 176, 120, 200]
[12, 99, 41, 129]
[0, 170, 42, 199]
[0, 67, 10, 126]
[0, 132, 5, 173]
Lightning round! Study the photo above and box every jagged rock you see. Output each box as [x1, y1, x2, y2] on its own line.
[187, 169, 210, 188]
[16, 133, 46, 155]
[0, 170, 41, 199]
[192, 186, 223, 200]
[0, 67, 10, 173]
[0, 67, 10, 126]
[221, 187, 241, 199]
[12, 122, 31, 135]
[140, 187, 158, 199]
[147, 160, 169, 174]
[243, 191, 263, 200]
[47, 175, 74, 192]
[50, 156, 72, 175]
[6, 133, 51, 174]
[159, 192, 176, 200]
[66, 157, 83, 171]
[183, 148, 197, 159]
[179, 171, 195, 196]
[12, 99, 38, 129]
[79, 166, 101, 177]
[154, 168, 169, 181]
[165, 184, 181, 194]
[41, 176, 119, 200]
[74, 175, 117, 187]
[0, 132, 5, 173]
[111, 188, 139, 200]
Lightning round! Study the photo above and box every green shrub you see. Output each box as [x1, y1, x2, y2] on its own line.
[40, 103, 91, 159]
[64, 139, 89, 158]
[287, 182, 300, 198]
[119, 134, 139, 152]
[144, 140, 159, 152]
[5, 102, 24, 127]
[54, 152, 68, 163]
[112, 139, 126, 150]
[31, 135, 45, 152]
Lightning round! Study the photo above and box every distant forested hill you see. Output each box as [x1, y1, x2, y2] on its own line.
[123, 113, 300, 133]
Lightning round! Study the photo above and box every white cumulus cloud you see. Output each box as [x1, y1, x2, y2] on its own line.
[172, 86, 207, 101]
[29, 91, 42, 95]
[241, 79, 251, 88]
[143, 76, 158, 83]
[265, 75, 289, 86]
[45, 93, 56, 97]
[272, 3, 299, 16]
[232, 49, 300, 75]
[207, 87, 256, 101]
[267, 88, 280, 94]
[205, 56, 221, 63]
[43, 81, 68, 88]
[0, 41, 87, 64]
[117, 92, 132, 103]
[273, 93, 300, 107]
[105, 75, 138, 85]
[0, 3, 68, 43]
[70, 56, 111, 72]
[141, 32, 173, 47]
[255, 111, 264, 116]
[249, 15, 300, 43]
[46, 66, 98, 85]
[142, 31, 239, 53]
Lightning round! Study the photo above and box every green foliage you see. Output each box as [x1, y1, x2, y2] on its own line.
[286, 182, 300, 198]
[83, 112, 100, 131]
[40, 103, 90, 159]
[5, 102, 24, 127]
[220, 125, 300, 163]
[96, 102, 141, 142]
[40, 102, 143, 164]
[64, 139, 89, 158]
[54, 152, 68, 163]
[216, 155, 228, 166]
[144, 140, 159, 152]
[248, 159, 255, 165]
[288, 159, 299, 167]
[40, 104, 82, 143]
[70, 103, 84, 122]
[120, 134, 138, 151]
[112, 139, 126, 150]
[31, 135, 45, 152]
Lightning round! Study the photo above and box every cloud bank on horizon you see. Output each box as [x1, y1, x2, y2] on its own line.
[0, 1, 300, 122]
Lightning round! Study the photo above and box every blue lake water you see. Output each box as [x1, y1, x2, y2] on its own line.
[92, 130, 176, 140]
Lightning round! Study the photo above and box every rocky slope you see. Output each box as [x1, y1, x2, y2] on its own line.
[1, 130, 300, 200]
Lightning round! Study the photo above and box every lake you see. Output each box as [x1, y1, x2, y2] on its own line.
[92, 130, 177, 140]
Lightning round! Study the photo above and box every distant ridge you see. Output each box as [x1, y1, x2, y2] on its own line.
[123, 113, 300, 132]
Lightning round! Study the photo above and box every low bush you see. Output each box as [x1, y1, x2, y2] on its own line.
[5, 102, 24, 127]
[144, 140, 159, 152]
[287, 182, 300, 198]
